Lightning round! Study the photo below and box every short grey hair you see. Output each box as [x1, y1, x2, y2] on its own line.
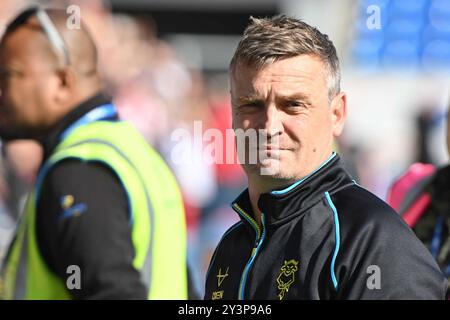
[230, 15, 341, 102]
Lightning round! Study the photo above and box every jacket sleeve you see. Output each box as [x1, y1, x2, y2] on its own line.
[333, 191, 448, 300]
[36, 159, 147, 299]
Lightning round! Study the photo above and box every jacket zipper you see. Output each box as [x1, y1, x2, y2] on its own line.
[231, 203, 266, 300]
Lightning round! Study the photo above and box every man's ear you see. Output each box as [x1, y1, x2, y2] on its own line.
[330, 92, 347, 137]
[54, 66, 76, 103]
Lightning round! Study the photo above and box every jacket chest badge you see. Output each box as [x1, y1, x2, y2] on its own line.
[277, 259, 299, 300]
[212, 267, 229, 300]
[217, 267, 229, 287]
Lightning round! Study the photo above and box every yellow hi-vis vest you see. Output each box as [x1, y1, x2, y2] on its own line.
[0, 120, 188, 299]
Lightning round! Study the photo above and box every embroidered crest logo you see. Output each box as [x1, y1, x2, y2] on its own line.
[60, 195, 87, 219]
[276, 259, 299, 300]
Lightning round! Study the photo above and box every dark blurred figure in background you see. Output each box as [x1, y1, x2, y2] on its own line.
[388, 107, 450, 283]
[0, 7, 189, 299]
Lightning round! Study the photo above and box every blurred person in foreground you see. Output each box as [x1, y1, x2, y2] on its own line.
[0, 7, 188, 299]
[388, 107, 450, 282]
[204, 15, 448, 300]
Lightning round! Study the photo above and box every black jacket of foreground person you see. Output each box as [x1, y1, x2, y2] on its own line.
[205, 154, 448, 300]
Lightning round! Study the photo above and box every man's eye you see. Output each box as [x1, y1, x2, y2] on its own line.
[0, 68, 23, 79]
[287, 101, 305, 108]
[240, 102, 263, 108]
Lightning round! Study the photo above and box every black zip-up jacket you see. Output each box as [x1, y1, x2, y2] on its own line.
[204, 153, 448, 300]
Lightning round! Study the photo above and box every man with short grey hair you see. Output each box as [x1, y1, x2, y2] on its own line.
[204, 15, 448, 300]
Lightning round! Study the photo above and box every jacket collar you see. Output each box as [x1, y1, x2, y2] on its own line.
[231, 153, 354, 229]
[41, 92, 113, 160]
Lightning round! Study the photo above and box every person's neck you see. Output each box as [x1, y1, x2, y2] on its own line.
[246, 151, 336, 229]
[247, 175, 296, 229]
[74, 83, 102, 106]
[51, 88, 102, 129]
[248, 186, 263, 228]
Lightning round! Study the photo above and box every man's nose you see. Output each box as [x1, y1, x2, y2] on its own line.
[260, 103, 283, 138]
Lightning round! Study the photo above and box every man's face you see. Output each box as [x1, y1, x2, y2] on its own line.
[0, 25, 61, 139]
[231, 54, 346, 183]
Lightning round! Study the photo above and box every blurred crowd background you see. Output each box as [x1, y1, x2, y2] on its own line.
[0, 0, 449, 296]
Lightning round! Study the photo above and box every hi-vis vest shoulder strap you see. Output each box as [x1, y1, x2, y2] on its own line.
[0, 120, 187, 299]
